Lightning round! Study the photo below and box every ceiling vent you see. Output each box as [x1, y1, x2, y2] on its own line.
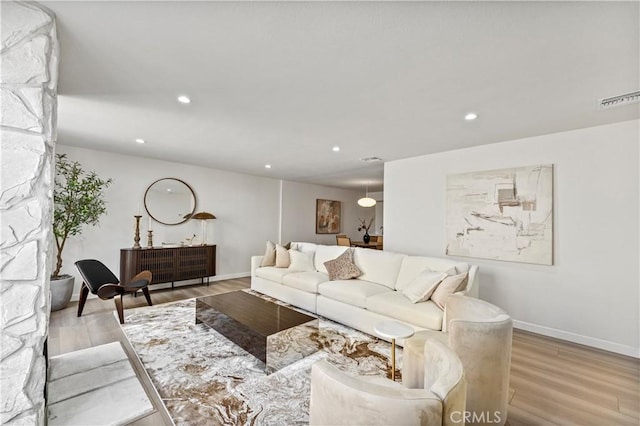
[360, 156, 382, 163]
[598, 91, 640, 110]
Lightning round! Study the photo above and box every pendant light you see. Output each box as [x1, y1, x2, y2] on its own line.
[357, 185, 376, 208]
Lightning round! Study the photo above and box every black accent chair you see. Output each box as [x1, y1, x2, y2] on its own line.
[75, 259, 153, 324]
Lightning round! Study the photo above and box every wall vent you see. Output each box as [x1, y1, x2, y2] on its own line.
[598, 91, 640, 110]
[360, 156, 382, 163]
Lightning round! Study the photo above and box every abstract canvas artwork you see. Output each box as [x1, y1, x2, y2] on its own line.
[446, 164, 553, 265]
[316, 199, 341, 234]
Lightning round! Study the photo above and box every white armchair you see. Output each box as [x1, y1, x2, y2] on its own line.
[309, 340, 466, 426]
[403, 295, 512, 426]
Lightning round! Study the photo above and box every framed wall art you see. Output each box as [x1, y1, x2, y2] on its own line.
[316, 199, 341, 234]
[445, 164, 553, 265]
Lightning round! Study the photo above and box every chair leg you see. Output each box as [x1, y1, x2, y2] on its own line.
[142, 287, 153, 306]
[114, 295, 125, 324]
[77, 283, 89, 317]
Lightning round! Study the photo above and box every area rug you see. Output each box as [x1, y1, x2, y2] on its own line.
[119, 290, 403, 425]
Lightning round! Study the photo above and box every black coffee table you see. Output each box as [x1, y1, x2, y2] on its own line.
[195, 291, 319, 373]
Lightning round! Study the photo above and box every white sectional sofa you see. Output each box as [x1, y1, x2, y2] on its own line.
[250, 243, 479, 341]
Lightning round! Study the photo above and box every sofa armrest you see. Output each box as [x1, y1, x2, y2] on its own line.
[251, 256, 264, 277]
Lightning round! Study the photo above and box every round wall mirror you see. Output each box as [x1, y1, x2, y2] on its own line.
[144, 178, 196, 225]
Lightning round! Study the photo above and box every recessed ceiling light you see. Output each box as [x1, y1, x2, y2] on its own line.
[332, 146, 340, 152]
[135, 138, 145, 144]
[465, 112, 478, 121]
[265, 164, 272, 169]
[177, 95, 191, 104]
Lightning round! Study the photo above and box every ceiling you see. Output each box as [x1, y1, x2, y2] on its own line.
[42, 1, 639, 191]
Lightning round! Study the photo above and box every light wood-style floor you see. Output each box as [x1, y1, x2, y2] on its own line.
[48, 277, 639, 425]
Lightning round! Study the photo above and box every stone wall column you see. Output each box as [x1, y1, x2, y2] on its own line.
[1, 1, 59, 424]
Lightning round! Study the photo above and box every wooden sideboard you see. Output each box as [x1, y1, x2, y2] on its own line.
[120, 245, 216, 288]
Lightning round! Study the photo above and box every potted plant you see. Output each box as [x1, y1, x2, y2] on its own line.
[51, 154, 112, 311]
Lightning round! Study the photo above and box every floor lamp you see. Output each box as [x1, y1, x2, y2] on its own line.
[191, 212, 216, 245]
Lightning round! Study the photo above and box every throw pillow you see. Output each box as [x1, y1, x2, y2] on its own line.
[260, 241, 276, 267]
[445, 266, 458, 276]
[430, 272, 469, 309]
[288, 249, 315, 272]
[323, 249, 362, 281]
[402, 270, 448, 303]
[275, 243, 291, 268]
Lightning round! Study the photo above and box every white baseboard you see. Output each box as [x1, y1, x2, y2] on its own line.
[209, 272, 251, 281]
[513, 319, 640, 359]
[70, 272, 251, 302]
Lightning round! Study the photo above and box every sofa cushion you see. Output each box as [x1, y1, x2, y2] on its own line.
[396, 256, 469, 291]
[262, 241, 292, 267]
[324, 249, 362, 281]
[291, 242, 318, 254]
[318, 280, 391, 308]
[365, 292, 444, 330]
[402, 270, 448, 303]
[255, 266, 291, 283]
[260, 241, 276, 267]
[353, 248, 406, 290]
[288, 249, 315, 272]
[275, 244, 291, 268]
[431, 273, 469, 309]
[282, 271, 329, 293]
[315, 245, 349, 274]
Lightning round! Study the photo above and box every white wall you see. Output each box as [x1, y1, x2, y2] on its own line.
[281, 180, 374, 245]
[384, 120, 639, 357]
[56, 145, 374, 298]
[369, 191, 384, 236]
[56, 145, 281, 296]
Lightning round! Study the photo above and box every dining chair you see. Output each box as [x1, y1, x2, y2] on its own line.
[75, 259, 153, 324]
[336, 235, 352, 247]
[376, 235, 384, 250]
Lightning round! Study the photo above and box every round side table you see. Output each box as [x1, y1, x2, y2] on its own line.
[373, 320, 415, 381]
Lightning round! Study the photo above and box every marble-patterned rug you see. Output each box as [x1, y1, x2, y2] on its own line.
[119, 290, 403, 425]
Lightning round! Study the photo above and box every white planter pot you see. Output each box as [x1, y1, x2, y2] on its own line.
[51, 276, 75, 312]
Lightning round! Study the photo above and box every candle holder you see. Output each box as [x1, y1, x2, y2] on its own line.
[147, 230, 154, 248]
[133, 215, 142, 249]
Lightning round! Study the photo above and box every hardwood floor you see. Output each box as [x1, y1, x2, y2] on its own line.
[508, 330, 639, 425]
[48, 278, 639, 425]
